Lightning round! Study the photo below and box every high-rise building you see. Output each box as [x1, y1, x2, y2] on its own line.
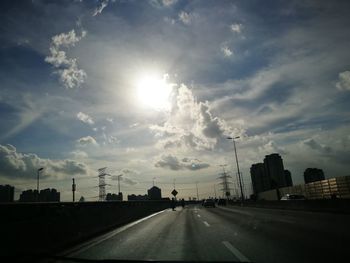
[148, 186, 162, 200]
[0, 185, 14, 202]
[284, 170, 293, 187]
[304, 168, 325, 183]
[264, 153, 286, 188]
[250, 163, 271, 194]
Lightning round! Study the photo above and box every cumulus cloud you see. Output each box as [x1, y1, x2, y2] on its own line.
[129, 123, 139, 128]
[178, 11, 192, 25]
[106, 117, 114, 123]
[92, 0, 109, 16]
[77, 136, 98, 146]
[111, 168, 138, 185]
[336, 70, 350, 91]
[221, 46, 233, 57]
[150, 0, 177, 7]
[155, 154, 210, 171]
[77, 112, 94, 125]
[162, 0, 177, 6]
[70, 150, 88, 159]
[45, 29, 87, 89]
[230, 23, 243, 33]
[258, 140, 287, 155]
[150, 84, 236, 151]
[303, 138, 332, 154]
[107, 135, 120, 144]
[0, 144, 89, 179]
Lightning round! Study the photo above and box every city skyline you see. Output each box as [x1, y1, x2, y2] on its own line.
[1, 1, 350, 201]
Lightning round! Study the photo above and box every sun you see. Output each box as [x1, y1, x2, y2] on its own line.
[136, 74, 172, 110]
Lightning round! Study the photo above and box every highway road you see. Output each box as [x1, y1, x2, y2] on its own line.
[58, 204, 350, 262]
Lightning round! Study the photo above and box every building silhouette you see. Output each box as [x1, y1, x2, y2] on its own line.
[284, 170, 293, 186]
[19, 188, 60, 202]
[304, 168, 325, 183]
[127, 194, 148, 201]
[250, 153, 292, 195]
[19, 189, 38, 202]
[147, 186, 162, 200]
[106, 192, 122, 201]
[0, 185, 14, 202]
[264, 153, 286, 188]
[250, 163, 271, 194]
[39, 188, 60, 202]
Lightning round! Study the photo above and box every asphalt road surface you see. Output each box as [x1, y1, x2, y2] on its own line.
[59, 204, 350, 262]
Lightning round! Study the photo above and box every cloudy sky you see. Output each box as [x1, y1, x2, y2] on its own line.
[1, 0, 350, 201]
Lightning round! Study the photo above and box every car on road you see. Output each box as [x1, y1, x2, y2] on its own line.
[217, 198, 227, 206]
[203, 199, 216, 207]
[281, 194, 306, 200]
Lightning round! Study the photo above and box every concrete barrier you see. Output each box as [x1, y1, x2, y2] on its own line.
[228, 199, 350, 214]
[0, 201, 170, 260]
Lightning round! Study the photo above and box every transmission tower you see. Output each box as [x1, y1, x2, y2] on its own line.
[98, 167, 108, 201]
[218, 164, 233, 199]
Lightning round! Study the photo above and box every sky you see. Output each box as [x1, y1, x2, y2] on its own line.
[1, 0, 350, 201]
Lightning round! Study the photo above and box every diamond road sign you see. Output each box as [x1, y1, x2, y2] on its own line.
[171, 189, 178, 196]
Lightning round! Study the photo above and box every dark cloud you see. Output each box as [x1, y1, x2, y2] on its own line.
[303, 138, 332, 154]
[155, 154, 210, 171]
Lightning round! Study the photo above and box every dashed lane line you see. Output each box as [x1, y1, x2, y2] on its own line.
[222, 241, 250, 262]
[203, 221, 210, 227]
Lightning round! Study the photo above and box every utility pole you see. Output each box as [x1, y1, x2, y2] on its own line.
[72, 178, 76, 202]
[214, 184, 217, 199]
[196, 181, 199, 200]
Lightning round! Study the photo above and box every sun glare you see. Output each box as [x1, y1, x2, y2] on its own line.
[136, 74, 172, 110]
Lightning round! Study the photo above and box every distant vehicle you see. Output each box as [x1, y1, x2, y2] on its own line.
[203, 199, 216, 207]
[281, 194, 306, 200]
[217, 198, 227, 206]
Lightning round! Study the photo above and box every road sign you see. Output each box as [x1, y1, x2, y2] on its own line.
[171, 189, 178, 196]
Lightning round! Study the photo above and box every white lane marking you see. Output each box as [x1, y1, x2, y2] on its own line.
[197, 214, 201, 218]
[62, 209, 168, 256]
[203, 221, 210, 227]
[222, 241, 250, 262]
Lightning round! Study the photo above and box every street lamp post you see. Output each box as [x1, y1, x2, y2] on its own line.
[227, 136, 244, 202]
[116, 174, 123, 194]
[195, 181, 199, 201]
[37, 167, 44, 202]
